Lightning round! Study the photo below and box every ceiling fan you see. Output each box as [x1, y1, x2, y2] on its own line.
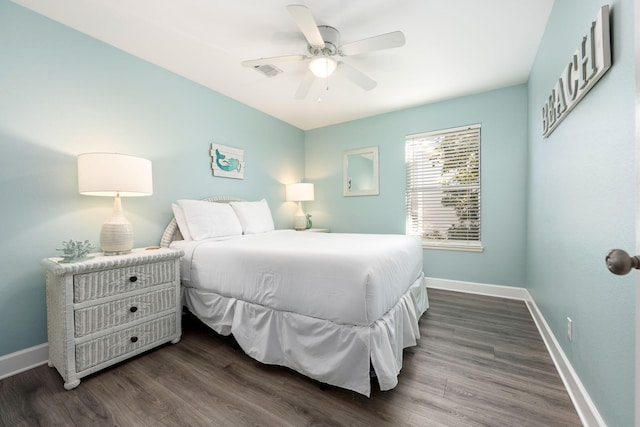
[241, 4, 406, 99]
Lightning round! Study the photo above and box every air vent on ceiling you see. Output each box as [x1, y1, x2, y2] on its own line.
[253, 64, 283, 77]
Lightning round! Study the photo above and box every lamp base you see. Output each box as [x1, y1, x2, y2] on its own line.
[293, 201, 307, 230]
[293, 214, 307, 230]
[100, 194, 134, 255]
[101, 220, 134, 255]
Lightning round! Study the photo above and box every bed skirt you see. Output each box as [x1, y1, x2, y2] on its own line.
[182, 273, 428, 396]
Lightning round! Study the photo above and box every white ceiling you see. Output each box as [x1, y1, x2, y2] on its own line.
[12, 0, 554, 130]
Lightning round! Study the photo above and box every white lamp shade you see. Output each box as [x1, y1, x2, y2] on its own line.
[77, 153, 153, 197]
[286, 183, 314, 202]
[309, 57, 337, 78]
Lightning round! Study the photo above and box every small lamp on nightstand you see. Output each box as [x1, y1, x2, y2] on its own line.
[77, 153, 153, 255]
[286, 182, 314, 230]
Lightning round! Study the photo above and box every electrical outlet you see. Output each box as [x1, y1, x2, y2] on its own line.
[567, 317, 573, 342]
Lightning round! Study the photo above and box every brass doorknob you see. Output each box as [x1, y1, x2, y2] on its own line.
[605, 249, 640, 275]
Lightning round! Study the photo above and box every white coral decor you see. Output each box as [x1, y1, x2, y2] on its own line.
[57, 240, 95, 263]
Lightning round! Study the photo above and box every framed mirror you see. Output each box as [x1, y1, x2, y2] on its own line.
[343, 146, 379, 197]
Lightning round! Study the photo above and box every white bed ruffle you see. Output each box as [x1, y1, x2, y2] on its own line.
[183, 273, 428, 396]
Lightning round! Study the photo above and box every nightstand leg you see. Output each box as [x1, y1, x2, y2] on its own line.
[64, 379, 80, 390]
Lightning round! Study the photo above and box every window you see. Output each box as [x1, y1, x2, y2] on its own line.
[405, 124, 482, 251]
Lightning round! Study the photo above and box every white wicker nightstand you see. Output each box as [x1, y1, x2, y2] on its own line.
[41, 247, 184, 390]
[296, 228, 330, 232]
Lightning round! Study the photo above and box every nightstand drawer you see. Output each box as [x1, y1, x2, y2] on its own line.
[75, 313, 176, 372]
[74, 260, 176, 303]
[74, 286, 177, 337]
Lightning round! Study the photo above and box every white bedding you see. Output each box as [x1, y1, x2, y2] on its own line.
[171, 230, 428, 396]
[177, 230, 423, 326]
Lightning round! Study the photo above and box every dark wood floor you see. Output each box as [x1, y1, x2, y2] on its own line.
[0, 289, 582, 426]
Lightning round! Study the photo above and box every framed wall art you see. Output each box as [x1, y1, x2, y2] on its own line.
[210, 143, 244, 179]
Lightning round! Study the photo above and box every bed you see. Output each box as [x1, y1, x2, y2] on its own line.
[160, 196, 428, 396]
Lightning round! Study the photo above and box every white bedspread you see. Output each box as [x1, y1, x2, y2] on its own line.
[178, 231, 424, 326]
[171, 231, 428, 396]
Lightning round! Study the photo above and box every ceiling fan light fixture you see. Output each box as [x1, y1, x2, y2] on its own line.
[309, 57, 337, 78]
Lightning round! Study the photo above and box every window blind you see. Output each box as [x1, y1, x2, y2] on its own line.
[405, 124, 481, 250]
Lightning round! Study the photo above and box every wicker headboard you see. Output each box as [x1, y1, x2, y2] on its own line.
[160, 195, 245, 248]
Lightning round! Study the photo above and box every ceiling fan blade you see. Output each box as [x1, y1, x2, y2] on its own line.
[337, 62, 377, 91]
[341, 31, 406, 56]
[286, 4, 324, 48]
[294, 70, 316, 99]
[241, 55, 307, 68]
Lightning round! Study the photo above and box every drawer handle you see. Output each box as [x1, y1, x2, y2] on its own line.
[129, 276, 138, 283]
[130, 336, 138, 343]
[129, 306, 138, 313]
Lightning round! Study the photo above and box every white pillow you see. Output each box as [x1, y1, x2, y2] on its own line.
[230, 199, 275, 234]
[171, 203, 192, 241]
[178, 199, 243, 240]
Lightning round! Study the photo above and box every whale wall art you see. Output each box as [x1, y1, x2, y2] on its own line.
[210, 143, 245, 179]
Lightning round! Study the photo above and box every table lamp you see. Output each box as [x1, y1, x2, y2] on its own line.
[286, 182, 314, 230]
[77, 153, 153, 255]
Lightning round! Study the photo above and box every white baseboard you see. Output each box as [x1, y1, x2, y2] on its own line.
[426, 277, 605, 427]
[524, 296, 606, 427]
[0, 343, 48, 381]
[426, 277, 529, 300]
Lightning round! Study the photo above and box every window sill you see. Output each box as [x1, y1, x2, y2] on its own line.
[421, 240, 484, 252]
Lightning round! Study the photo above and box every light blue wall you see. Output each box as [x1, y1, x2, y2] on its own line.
[527, 0, 636, 425]
[0, 0, 304, 357]
[305, 85, 529, 287]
